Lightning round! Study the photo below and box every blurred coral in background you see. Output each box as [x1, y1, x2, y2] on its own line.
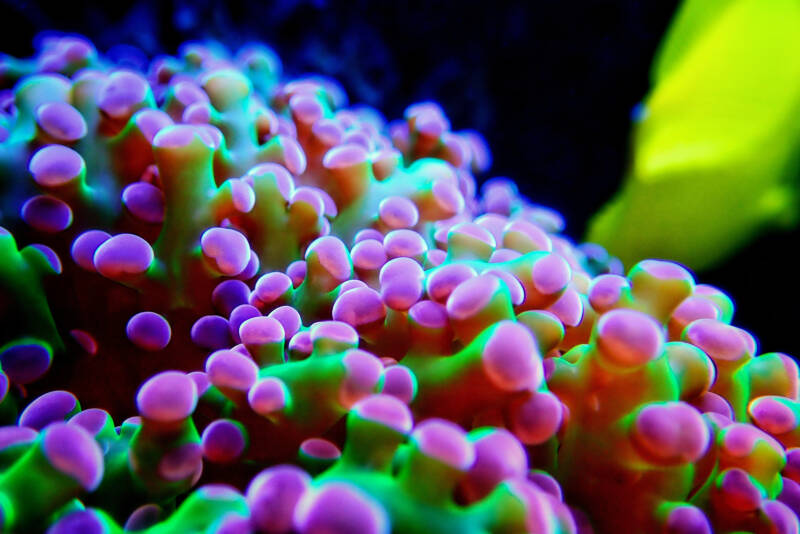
[588, 0, 800, 271]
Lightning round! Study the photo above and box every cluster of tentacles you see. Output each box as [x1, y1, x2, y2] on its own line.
[0, 35, 799, 534]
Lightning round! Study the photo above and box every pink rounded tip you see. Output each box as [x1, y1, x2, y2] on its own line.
[252, 272, 293, 308]
[248, 376, 289, 416]
[0, 426, 38, 451]
[323, 143, 369, 169]
[289, 331, 313, 359]
[172, 79, 209, 105]
[482, 321, 543, 392]
[379, 196, 419, 229]
[238, 249, 260, 280]
[673, 296, 720, 323]
[71, 230, 111, 272]
[122, 182, 165, 224]
[408, 299, 449, 330]
[426, 263, 477, 303]
[547, 287, 584, 327]
[632, 402, 710, 465]
[290, 187, 326, 218]
[214, 515, 252, 534]
[352, 394, 413, 434]
[693, 391, 734, 419]
[0, 341, 52, 384]
[380, 365, 418, 404]
[633, 259, 693, 283]
[93, 233, 153, 279]
[268, 306, 303, 339]
[332, 286, 387, 327]
[528, 472, 562, 501]
[312, 118, 345, 146]
[240, 316, 285, 346]
[595, 309, 664, 368]
[412, 419, 475, 471]
[247, 162, 296, 202]
[784, 449, 800, 482]
[531, 253, 571, 296]
[462, 428, 527, 500]
[338, 279, 368, 294]
[126, 311, 171, 351]
[446, 274, 505, 321]
[196, 124, 223, 149]
[449, 222, 496, 247]
[201, 227, 251, 276]
[483, 268, 525, 306]
[98, 70, 149, 119]
[247, 465, 311, 533]
[188, 371, 211, 397]
[383, 229, 427, 260]
[136, 371, 198, 422]
[29, 144, 85, 187]
[759, 501, 797, 534]
[664, 506, 711, 534]
[476, 432, 529, 479]
[182, 102, 212, 124]
[354, 228, 385, 244]
[275, 136, 307, 176]
[191, 315, 233, 351]
[351, 239, 387, 271]
[489, 248, 522, 263]
[425, 248, 447, 267]
[720, 423, 783, 461]
[28, 243, 62, 274]
[35, 101, 88, 142]
[684, 319, 751, 362]
[748, 396, 798, 435]
[379, 257, 424, 311]
[300, 438, 341, 460]
[205, 349, 259, 391]
[305, 236, 352, 284]
[290, 93, 324, 124]
[310, 321, 359, 352]
[212, 279, 251, 317]
[134, 108, 174, 143]
[157, 442, 203, 482]
[21, 194, 73, 233]
[42, 422, 103, 490]
[201, 419, 247, 463]
[716, 468, 764, 512]
[474, 213, 509, 242]
[502, 219, 552, 252]
[340, 350, 384, 408]
[294, 482, 388, 534]
[69, 408, 111, 437]
[153, 124, 209, 149]
[286, 260, 307, 288]
[19, 390, 78, 430]
[510, 391, 563, 445]
[431, 179, 464, 216]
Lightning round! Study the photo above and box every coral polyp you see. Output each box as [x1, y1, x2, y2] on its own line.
[0, 34, 798, 533]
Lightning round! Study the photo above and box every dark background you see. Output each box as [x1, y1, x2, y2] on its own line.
[2, 0, 797, 356]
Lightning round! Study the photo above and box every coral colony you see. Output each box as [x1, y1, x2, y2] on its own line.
[0, 35, 798, 534]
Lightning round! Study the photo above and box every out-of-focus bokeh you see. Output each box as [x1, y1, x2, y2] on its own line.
[3, 0, 797, 355]
[588, 0, 800, 272]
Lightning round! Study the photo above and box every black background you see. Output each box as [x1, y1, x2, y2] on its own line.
[2, 0, 798, 356]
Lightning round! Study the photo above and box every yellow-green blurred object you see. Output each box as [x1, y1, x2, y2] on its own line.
[586, 0, 800, 271]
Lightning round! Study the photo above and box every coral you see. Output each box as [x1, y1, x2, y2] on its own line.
[0, 33, 798, 534]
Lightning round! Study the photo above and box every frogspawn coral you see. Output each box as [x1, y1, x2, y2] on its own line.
[0, 35, 798, 534]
